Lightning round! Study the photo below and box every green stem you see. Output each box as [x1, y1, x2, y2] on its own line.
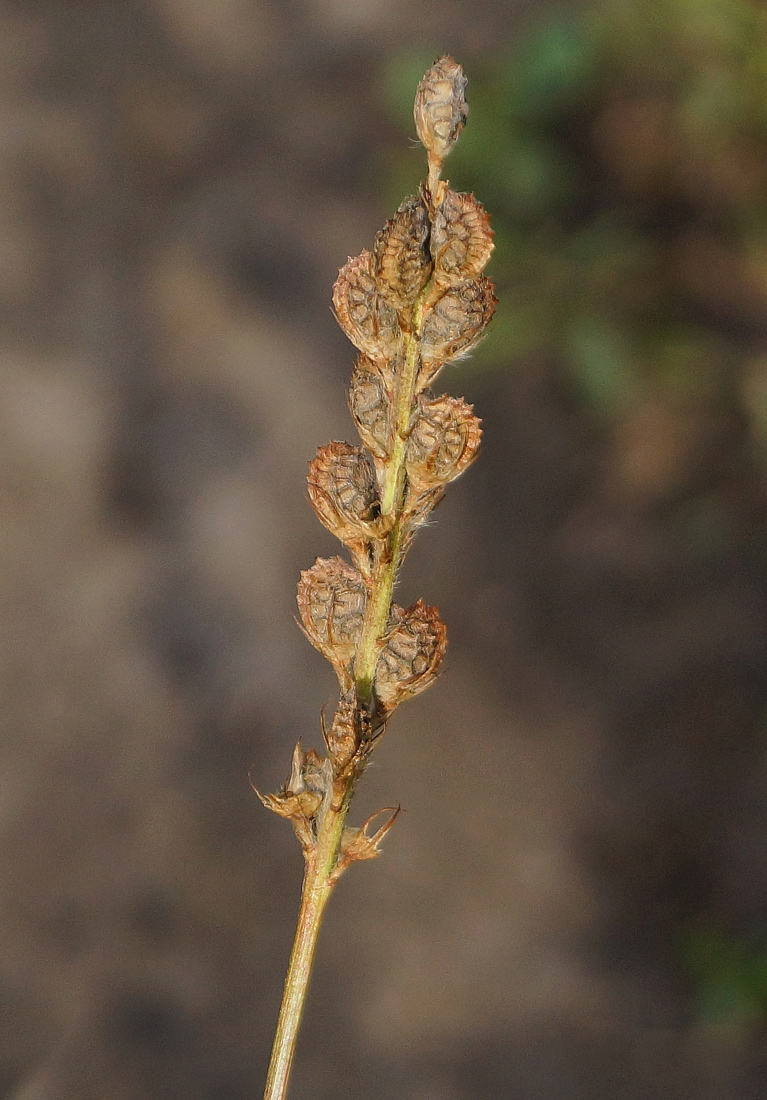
[354, 298, 426, 704]
[262, 785, 352, 1100]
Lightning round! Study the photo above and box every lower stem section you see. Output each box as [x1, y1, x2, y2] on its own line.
[263, 785, 352, 1100]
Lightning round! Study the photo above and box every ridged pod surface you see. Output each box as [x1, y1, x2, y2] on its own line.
[430, 188, 494, 288]
[407, 395, 482, 489]
[375, 600, 448, 713]
[296, 557, 368, 687]
[332, 251, 400, 362]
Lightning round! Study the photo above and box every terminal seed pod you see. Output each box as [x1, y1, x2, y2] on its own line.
[414, 55, 468, 196]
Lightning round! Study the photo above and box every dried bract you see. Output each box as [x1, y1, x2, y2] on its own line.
[430, 188, 494, 287]
[414, 55, 468, 165]
[375, 599, 448, 713]
[323, 690, 374, 775]
[407, 395, 482, 488]
[419, 276, 497, 390]
[348, 355, 392, 459]
[332, 251, 400, 362]
[297, 557, 368, 686]
[373, 195, 432, 314]
[307, 442, 382, 560]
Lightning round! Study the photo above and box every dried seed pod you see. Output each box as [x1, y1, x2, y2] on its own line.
[375, 599, 448, 713]
[414, 55, 468, 164]
[348, 355, 392, 459]
[323, 690, 374, 775]
[373, 195, 432, 314]
[418, 275, 497, 390]
[407, 394, 482, 488]
[430, 188, 494, 287]
[297, 557, 368, 686]
[307, 442, 382, 553]
[401, 485, 445, 552]
[333, 251, 400, 361]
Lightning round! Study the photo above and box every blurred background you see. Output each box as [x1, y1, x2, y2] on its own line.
[3, 0, 767, 1097]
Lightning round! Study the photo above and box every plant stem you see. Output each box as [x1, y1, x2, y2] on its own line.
[354, 296, 426, 705]
[263, 781, 353, 1100]
[264, 295, 428, 1100]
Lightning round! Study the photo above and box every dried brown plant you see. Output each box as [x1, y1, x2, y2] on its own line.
[260, 56, 495, 1100]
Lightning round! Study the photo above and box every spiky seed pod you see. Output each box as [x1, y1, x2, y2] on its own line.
[407, 395, 482, 489]
[332, 251, 400, 362]
[307, 443, 383, 566]
[375, 599, 448, 713]
[418, 275, 497, 391]
[297, 557, 369, 687]
[348, 355, 393, 460]
[413, 55, 468, 165]
[373, 195, 432, 315]
[429, 188, 494, 288]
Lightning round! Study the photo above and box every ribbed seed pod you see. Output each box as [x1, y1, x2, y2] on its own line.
[332, 251, 400, 361]
[407, 395, 482, 489]
[297, 557, 369, 687]
[418, 276, 497, 391]
[348, 355, 392, 459]
[430, 188, 494, 287]
[307, 442, 382, 557]
[323, 690, 374, 774]
[413, 55, 468, 163]
[373, 195, 432, 314]
[375, 599, 448, 713]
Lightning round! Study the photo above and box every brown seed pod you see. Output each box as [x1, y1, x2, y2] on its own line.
[375, 599, 448, 713]
[297, 557, 369, 686]
[401, 485, 445, 553]
[418, 275, 497, 391]
[348, 355, 392, 459]
[332, 251, 400, 361]
[323, 690, 374, 775]
[413, 55, 468, 164]
[373, 195, 432, 315]
[429, 188, 494, 287]
[307, 442, 382, 554]
[407, 394, 482, 489]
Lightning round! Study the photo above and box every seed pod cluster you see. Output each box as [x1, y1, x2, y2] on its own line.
[264, 56, 495, 861]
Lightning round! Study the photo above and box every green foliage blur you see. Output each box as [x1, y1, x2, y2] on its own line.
[383, 0, 767, 1027]
[681, 921, 767, 1027]
[383, 0, 767, 560]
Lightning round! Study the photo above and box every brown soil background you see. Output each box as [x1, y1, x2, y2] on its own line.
[2, 1, 767, 1098]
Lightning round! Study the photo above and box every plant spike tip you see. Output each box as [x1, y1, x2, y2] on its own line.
[414, 55, 469, 198]
[262, 56, 494, 1100]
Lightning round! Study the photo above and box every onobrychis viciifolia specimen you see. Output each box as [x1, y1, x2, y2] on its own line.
[261, 56, 495, 1100]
